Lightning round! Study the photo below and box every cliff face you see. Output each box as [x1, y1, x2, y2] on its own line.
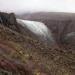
[0, 12, 20, 32]
[0, 12, 17, 25]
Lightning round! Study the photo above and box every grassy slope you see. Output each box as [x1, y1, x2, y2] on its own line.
[0, 24, 74, 75]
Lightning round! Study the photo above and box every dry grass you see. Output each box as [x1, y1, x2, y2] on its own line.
[0, 24, 74, 75]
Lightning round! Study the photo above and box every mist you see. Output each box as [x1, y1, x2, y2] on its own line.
[0, 0, 75, 14]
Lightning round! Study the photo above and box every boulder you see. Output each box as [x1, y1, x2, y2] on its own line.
[0, 12, 19, 32]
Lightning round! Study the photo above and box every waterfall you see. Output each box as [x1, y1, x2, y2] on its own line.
[16, 19, 55, 43]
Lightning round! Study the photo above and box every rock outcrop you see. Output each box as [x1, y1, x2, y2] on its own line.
[0, 12, 20, 32]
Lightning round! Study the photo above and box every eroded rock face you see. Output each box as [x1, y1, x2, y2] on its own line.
[0, 12, 20, 32]
[0, 12, 17, 25]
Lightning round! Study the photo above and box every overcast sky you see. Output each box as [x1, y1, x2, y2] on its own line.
[0, 0, 75, 13]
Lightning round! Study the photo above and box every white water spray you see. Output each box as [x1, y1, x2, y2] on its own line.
[16, 19, 55, 43]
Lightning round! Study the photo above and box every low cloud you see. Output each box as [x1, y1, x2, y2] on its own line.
[0, 0, 75, 13]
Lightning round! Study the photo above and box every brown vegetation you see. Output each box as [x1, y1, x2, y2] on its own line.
[0, 12, 74, 75]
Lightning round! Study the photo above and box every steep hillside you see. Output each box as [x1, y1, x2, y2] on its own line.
[0, 12, 74, 75]
[0, 24, 75, 75]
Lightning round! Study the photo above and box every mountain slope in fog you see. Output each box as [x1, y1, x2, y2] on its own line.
[17, 12, 75, 20]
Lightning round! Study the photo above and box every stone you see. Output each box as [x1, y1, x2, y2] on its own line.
[0, 12, 20, 32]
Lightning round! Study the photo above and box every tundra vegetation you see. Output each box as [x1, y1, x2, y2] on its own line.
[0, 12, 75, 75]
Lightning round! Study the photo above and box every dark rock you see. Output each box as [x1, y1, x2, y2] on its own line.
[0, 12, 20, 32]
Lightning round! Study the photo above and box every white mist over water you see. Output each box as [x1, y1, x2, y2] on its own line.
[17, 19, 54, 43]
